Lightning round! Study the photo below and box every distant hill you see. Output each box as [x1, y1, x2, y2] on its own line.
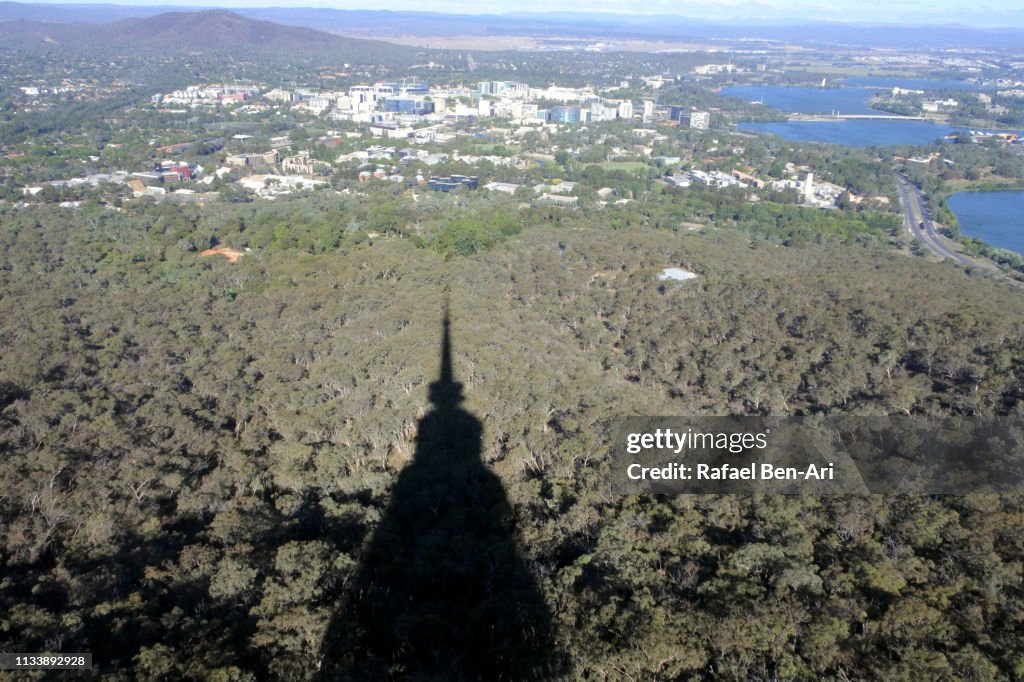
[152, 8, 1024, 49]
[0, 18, 86, 47]
[0, 8, 421, 64]
[0, 1, 170, 24]
[97, 10, 352, 52]
[232, 9, 1024, 49]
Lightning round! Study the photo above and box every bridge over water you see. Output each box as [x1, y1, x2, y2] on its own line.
[787, 113, 929, 121]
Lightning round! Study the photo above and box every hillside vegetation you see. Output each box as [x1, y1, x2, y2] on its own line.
[2, 198, 1024, 679]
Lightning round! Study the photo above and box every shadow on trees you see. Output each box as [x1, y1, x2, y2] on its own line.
[0, 494, 369, 677]
[0, 309, 563, 679]
[318, 307, 565, 681]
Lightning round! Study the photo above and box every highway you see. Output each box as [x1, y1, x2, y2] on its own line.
[895, 174, 974, 266]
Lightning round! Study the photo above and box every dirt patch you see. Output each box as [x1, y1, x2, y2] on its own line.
[200, 246, 246, 263]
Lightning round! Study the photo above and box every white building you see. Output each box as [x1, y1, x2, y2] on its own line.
[665, 175, 692, 188]
[302, 97, 334, 115]
[892, 87, 925, 97]
[688, 111, 710, 129]
[689, 170, 738, 188]
[349, 86, 375, 106]
[693, 64, 735, 75]
[264, 88, 295, 103]
[922, 98, 959, 112]
[281, 152, 331, 177]
[483, 181, 520, 194]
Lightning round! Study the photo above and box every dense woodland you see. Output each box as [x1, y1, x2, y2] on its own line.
[2, 191, 1024, 679]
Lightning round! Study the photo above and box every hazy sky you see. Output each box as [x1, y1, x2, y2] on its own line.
[22, 0, 1024, 27]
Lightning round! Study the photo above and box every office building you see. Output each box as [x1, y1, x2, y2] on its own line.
[549, 106, 583, 123]
[428, 175, 478, 192]
[384, 97, 435, 115]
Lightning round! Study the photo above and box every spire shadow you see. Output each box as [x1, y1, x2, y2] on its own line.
[320, 305, 564, 680]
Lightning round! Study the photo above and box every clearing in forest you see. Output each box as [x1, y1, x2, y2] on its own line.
[200, 246, 246, 263]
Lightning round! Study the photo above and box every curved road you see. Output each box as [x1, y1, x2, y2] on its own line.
[895, 175, 974, 266]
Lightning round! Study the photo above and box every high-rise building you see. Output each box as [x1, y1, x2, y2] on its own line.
[349, 86, 375, 105]
[384, 97, 435, 115]
[549, 106, 582, 123]
[477, 81, 526, 97]
[618, 101, 634, 120]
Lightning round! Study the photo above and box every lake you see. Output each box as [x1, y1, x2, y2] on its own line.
[720, 84, 978, 147]
[721, 84, 882, 115]
[947, 191, 1024, 256]
[736, 119, 965, 147]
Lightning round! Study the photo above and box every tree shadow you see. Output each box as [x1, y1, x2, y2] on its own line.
[319, 305, 564, 681]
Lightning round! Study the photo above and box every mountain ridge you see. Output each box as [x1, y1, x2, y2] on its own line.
[0, 8, 420, 63]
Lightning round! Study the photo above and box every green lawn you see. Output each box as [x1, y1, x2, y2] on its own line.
[596, 161, 650, 172]
[469, 143, 520, 154]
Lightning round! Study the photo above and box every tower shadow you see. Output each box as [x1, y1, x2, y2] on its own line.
[320, 306, 563, 681]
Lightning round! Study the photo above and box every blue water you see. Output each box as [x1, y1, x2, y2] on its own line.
[737, 119, 965, 147]
[948, 191, 1024, 255]
[720, 84, 1018, 146]
[721, 85, 882, 115]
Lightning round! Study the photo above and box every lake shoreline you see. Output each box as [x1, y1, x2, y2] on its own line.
[722, 84, 1022, 146]
[946, 189, 1024, 263]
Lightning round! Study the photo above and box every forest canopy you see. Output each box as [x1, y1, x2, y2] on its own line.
[2, 192, 1024, 679]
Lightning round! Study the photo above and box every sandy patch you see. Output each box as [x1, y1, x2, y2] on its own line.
[200, 246, 246, 263]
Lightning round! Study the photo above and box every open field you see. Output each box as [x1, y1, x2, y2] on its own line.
[596, 161, 650, 172]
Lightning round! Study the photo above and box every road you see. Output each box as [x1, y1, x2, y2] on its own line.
[789, 114, 928, 121]
[895, 174, 974, 266]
